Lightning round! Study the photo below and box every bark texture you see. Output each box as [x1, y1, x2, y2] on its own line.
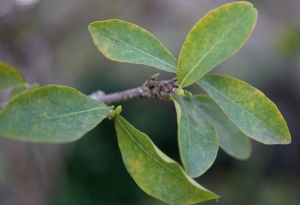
[89, 77, 179, 105]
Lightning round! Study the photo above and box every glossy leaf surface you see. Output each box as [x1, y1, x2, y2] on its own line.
[0, 85, 110, 143]
[0, 62, 26, 89]
[177, 2, 257, 87]
[171, 95, 218, 177]
[89, 20, 177, 72]
[198, 74, 291, 144]
[190, 95, 251, 160]
[115, 115, 218, 204]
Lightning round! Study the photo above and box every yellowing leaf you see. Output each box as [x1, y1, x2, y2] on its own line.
[89, 20, 177, 72]
[177, 2, 257, 87]
[0, 85, 110, 143]
[115, 115, 219, 204]
[0, 62, 26, 90]
[198, 74, 291, 144]
[171, 94, 219, 178]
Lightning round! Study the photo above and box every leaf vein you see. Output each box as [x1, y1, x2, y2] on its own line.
[117, 117, 185, 180]
[26, 107, 107, 123]
[91, 27, 176, 70]
[200, 80, 282, 137]
[181, 10, 252, 86]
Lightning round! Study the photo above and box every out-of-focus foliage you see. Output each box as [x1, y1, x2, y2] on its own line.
[279, 29, 300, 59]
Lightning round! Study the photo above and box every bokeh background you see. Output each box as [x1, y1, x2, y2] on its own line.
[0, 0, 300, 204]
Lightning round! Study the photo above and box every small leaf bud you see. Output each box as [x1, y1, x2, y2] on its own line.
[184, 90, 192, 97]
[151, 73, 160, 80]
[176, 88, 185, 97]
[115, 105, 122, 115]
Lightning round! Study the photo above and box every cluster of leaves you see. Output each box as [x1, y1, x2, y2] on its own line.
[0, 2, 291, 204]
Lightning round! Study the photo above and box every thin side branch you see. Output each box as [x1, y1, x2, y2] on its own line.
[89, 77, 179, 105]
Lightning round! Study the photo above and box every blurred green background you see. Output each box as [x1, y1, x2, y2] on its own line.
[0, 0, 299, 204]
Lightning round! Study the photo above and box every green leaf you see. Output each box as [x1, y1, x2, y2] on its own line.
[198, 74, 291, 144]
[115, 115, 219, 204]
[89, 20, 177, 72]
[171, 94, 218, 178]
[0, 85, 110, 143]
[0, 62, 26, 90]
[190, 95, 251, 160]
[177, 2, 257, 87]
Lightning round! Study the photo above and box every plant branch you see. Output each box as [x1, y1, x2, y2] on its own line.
[89, 77, 179, 105]
[0, 77, 179, 110]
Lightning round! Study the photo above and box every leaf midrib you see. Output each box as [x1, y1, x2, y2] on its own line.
[117, 117, 185, 180]
[180, 10, 252, 86]
[90, 26, 176, 71]
[199, 80, 282, 138]
[26, 107, 108, 123]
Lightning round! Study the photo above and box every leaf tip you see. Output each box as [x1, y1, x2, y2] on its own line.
[88, 22, 96, 31]
[282, 135, 292, 144]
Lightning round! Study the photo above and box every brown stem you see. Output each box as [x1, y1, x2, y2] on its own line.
[89, 77, 179, 105]
[0, 77, 179, 109]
